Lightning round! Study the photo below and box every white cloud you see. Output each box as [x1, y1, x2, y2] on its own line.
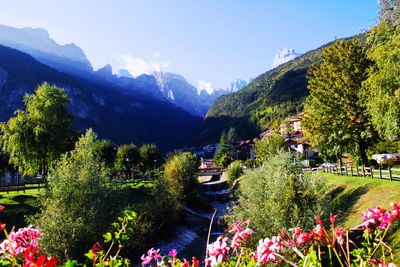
[197, 80, 215, 95]
[153, 51, 161, 58]
[120, 54, 169, 77]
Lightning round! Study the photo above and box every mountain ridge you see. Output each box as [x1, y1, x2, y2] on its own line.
[0, 44, 202, 152]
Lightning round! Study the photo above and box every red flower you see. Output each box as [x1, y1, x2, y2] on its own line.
[192, 257, 199, 267]
[330, 213, 337, 225]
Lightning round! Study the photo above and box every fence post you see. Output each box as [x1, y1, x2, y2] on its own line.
[370, 167, 373, 179]
[340, 166, 343, 175]
[389, 168, 392, 181]
[345, 166, 348, 176]
[356, 167, 359, 177]
[362, 166, 365, 177]
[379, 167, 382, 179]
[351, 166, 353, 176]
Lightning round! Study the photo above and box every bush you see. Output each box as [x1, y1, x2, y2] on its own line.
[162, 152, 209, 212]
[381, 157, 400, 168]
[31, 130, 125, 260]
[226, 152, 327, 242]
[226, 160, 243, 185]
[253, 134, 286, 163]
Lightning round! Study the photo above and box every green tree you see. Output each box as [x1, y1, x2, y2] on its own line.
[227, 152, 327, 243]
[115, 144, 140, 178]
[0, 82, 74, 180]
[94, 140, 117, 171]
[226, 127, 240, 160]
[302, 40, 376, 166]
[226, 160, 243, 185]
[162, 152, 201, 208]
[364, 22, 400, 139]
[253, 134, 286, 163]
[214, 131, 230, 166]
[378, 0, 400, 29]
[139, 143, 160, 178]
[32, 129, 119, 260]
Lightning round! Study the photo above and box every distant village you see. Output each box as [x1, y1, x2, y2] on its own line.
[182, 113, 318, 163]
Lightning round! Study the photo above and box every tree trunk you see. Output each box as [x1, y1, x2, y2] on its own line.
[359, 140, 369, 167]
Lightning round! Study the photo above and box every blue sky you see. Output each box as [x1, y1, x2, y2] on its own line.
[0, 0, 378, 92]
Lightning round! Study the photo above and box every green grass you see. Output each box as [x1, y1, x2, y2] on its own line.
[0, 189, 42, 231]
[319, 173, 400, 262]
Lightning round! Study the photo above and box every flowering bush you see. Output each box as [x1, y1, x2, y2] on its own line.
[140, 202, 400, 266]
[0, 206, 57, 267]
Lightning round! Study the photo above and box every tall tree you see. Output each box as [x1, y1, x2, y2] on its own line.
[94, 140, 117, 170]
[214, 130, 229, 167]
[226, 127, 239, 160]
[139, 143, 161, 178]
[302, 40, 376, 166]
[378, 0, 400, 29]
[115, 143, 140, 178]
[364, 22, 400, 139]
[0, 82, 74, 179]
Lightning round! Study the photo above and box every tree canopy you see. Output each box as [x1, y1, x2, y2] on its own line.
[364, 22, 400, 139]
[139, 143, 160, 177]
[115, 143, 140, 174]
[302, 40, 376, 165]
[0, 82, 74, 178]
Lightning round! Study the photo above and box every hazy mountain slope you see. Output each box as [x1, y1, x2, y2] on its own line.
[0, 45, 202, 152]
[0, 25, 93, 77]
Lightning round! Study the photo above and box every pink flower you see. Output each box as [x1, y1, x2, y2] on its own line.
[141, 248, 161, 265]
[168, 248, 177, 257]
[205, 236, 230, 266]
[230, 227, 254, 249]
[254, 236, 283, 264]
[360, 204, 400, 230]
[289, 227, 312, 246]
[335, 228, 344, 245]
[0, 227, 41, 256]
[228, 221, 244, 234]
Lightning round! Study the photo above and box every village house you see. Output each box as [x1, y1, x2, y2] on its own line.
[259, 114, 318, 158]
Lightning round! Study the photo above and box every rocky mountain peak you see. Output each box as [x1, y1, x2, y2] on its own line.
[272, 48, 299, 69]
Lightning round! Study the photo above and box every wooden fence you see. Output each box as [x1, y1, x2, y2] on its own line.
[0, 181, 46, 194]
[321, 166, 400, 181]
[0, 174, 157, 194]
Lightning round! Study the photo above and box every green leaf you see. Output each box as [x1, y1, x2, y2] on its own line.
[104, 232, 112, 243]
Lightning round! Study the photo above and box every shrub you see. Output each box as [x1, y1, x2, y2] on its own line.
[31, 129, 124, 260]
[162, 152, 209, 211]
[381, 157, 400, 168]
[227, 152, 327, 242]
[253, 134, 286, 163]
[226, 160, 243, 185]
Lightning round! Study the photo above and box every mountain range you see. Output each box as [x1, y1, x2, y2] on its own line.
[0, 25, 246, 118]
[0, 44, 202, 152]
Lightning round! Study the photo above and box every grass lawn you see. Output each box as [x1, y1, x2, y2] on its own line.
[319, 173, 400, 262]
[0, 189, 42, 231]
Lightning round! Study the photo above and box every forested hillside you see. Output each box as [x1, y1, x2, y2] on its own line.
[194, 40, 337, 144]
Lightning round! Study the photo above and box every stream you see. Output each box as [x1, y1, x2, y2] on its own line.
[156, 172, 234, 261]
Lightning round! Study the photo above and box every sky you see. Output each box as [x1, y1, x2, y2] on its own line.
[0, 0, 379, 92]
